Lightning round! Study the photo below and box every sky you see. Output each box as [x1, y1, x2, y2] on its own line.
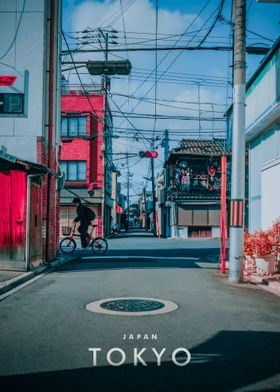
[62, 0, 280, 202]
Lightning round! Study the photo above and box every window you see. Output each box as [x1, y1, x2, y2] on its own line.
[0, 93, 24, 114]
[61, 116, 87, 137]
[60, 161, 86, 181]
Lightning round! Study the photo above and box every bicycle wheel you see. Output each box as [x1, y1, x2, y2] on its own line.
[60, 237, 76, 254]
[91, 237, 108, 255]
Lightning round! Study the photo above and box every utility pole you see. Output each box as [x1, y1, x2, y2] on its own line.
[151, 156, 156, 236]
[99, 29, 110, 237]
[229, 0, 246, 283]
[143, 186, 147, 230]
[162, 129, 169, 238]
[126, 153, 133, 230]
[127, 153, 130, 220]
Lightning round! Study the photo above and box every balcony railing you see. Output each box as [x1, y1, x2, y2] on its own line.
[167, 177, 230, 200]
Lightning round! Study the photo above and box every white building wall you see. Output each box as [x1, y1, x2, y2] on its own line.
[246, 57, 277, 131]
[0, 0, 48, 163]
[245, 44, 280, 233]
[248, 137, 262, 232]
[261, 160, 280, 230]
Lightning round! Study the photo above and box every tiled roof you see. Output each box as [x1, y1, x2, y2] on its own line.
[171, 138, 231, 156]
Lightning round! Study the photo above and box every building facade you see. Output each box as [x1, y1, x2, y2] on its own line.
[161, 139, 231, 239]
[60, 88, 114, 237]
[246, 39, 280, 232]
[227, 38, 280, 232]
[0, 0, 62, 270]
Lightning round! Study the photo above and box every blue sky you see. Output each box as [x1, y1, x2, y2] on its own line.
[62, 0, 279, 199]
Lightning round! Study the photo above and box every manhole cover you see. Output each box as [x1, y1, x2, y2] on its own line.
[101, 299, 165, 312]
[86, 297, 178, 316]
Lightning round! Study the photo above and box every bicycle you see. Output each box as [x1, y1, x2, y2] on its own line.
[59, 222, 108, 255]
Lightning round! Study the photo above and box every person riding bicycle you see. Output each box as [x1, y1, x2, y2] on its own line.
[72, 198, 96, 248]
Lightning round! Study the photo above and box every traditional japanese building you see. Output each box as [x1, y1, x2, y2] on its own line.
[161, 139, 231, 239]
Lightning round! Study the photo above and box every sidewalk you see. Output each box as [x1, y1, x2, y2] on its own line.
[0, 255, 74, 296]
[217, 261, 280, 297]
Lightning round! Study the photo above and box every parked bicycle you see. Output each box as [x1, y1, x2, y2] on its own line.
[59, 223, 108, 255]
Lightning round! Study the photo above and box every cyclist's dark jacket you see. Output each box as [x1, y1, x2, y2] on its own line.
[74, 205, 96, 223]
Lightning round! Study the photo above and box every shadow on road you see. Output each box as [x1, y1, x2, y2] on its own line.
[109, 229, 155, 239]
[2, 330, 279, 392]
[55, 247, 221, 273]
[55, 257, 203, 272]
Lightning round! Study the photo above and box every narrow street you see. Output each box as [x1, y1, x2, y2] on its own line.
[0, 230, 279, 392]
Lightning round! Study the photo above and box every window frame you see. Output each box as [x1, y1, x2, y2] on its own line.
[61, 116, 87, 137]
[60, 160, 87, 181]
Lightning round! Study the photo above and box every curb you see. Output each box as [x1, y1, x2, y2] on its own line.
[0, 255, 75, 296]
[247, 276, 280, 297]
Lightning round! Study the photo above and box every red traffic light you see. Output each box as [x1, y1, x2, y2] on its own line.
[151, 151, 158, 158]
[139, 151, 158, 158]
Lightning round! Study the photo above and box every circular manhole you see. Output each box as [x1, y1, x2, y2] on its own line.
[86, 297, 178, 316]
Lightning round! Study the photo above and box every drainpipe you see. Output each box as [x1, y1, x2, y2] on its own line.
[26, 173, 46, 271]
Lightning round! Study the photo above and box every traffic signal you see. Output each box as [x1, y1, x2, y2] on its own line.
[139, 151, 158, 158]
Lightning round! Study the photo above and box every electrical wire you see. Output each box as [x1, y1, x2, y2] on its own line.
[198, 0, 225, 47]
[99, 0, 137, 28]
[117, 0, 213, 129]
[0, 0, 26, 60]
[109, 95, 151, 147]
[62, 31, 106, 133]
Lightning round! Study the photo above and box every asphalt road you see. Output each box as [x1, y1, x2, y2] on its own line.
[0, 230, 280, 392]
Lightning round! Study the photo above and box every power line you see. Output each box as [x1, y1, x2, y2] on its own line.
[61, 44, 269, 55]
[62, 31, 106, 133]
[198, 0, 225, 47]
[0, 0, 26, 61]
